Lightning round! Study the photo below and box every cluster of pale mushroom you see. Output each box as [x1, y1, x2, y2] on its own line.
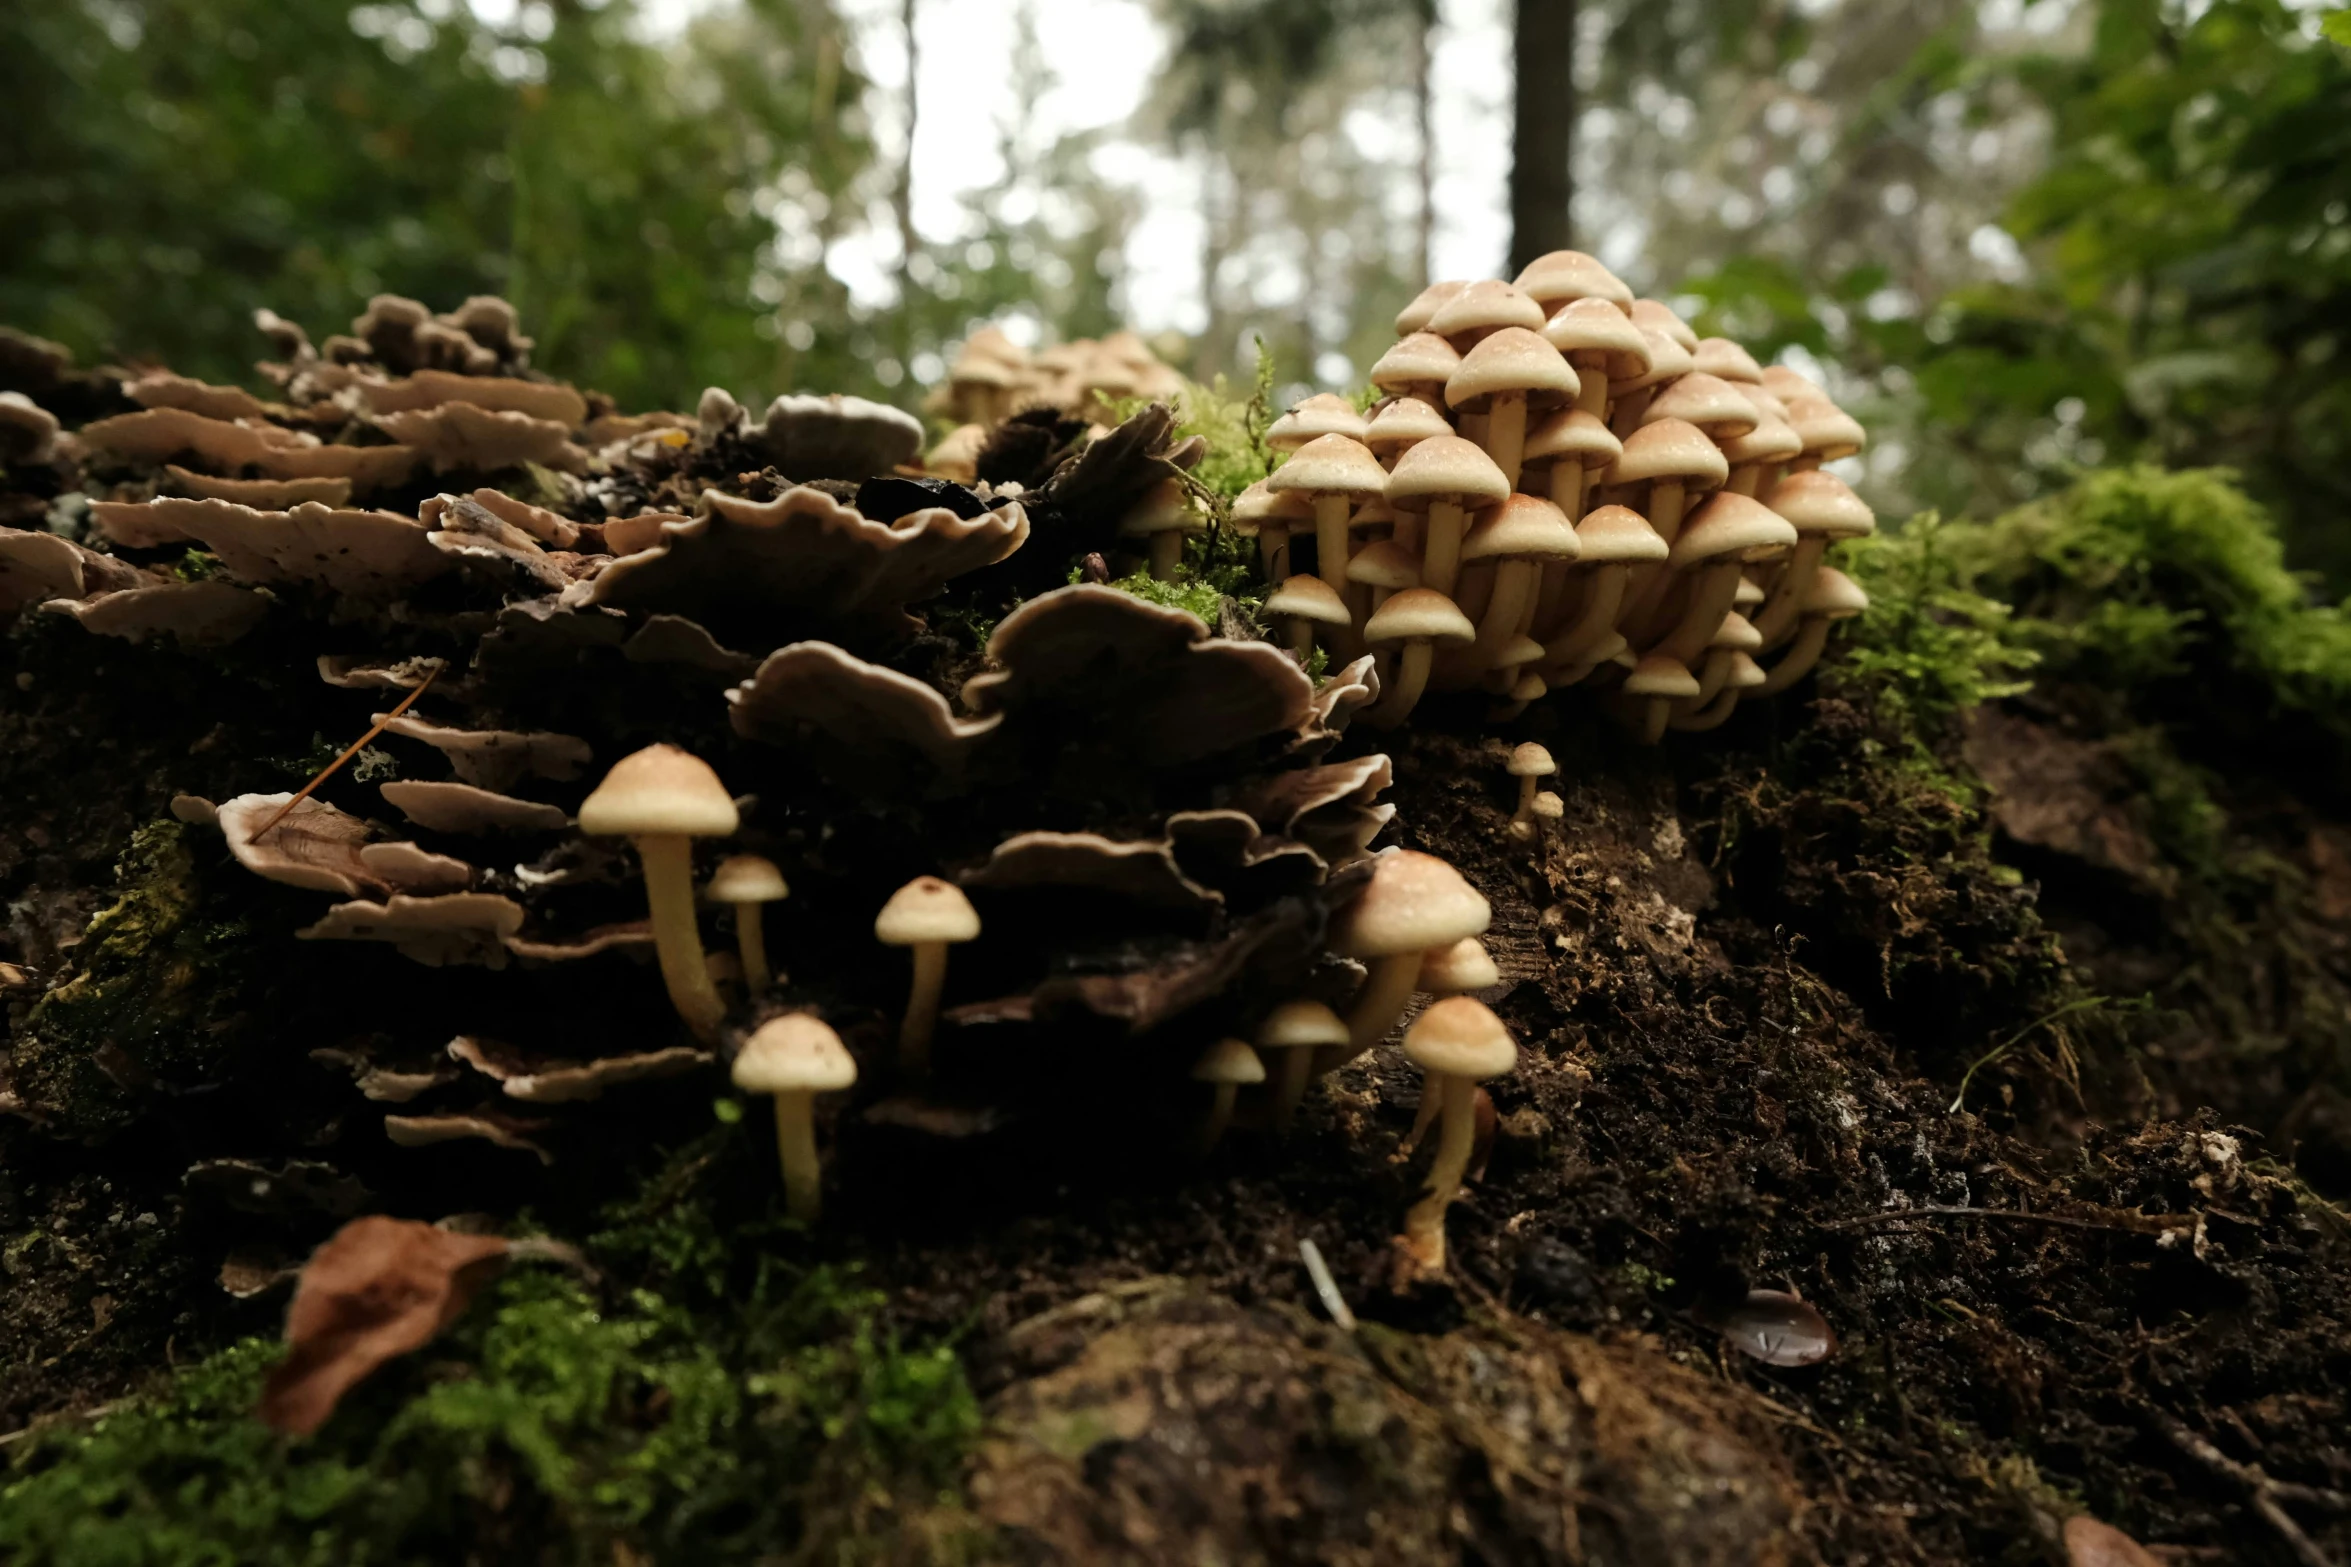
[924, 325, 1189, 480]
[1243, 252, 1876, 739]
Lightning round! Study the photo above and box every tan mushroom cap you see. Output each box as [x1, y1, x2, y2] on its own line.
[875, 876, 980, 945]
[1531, 790, 1564, 819]
[1332, 849, 1492, 959]
[1258, 999, 1351, 1050]
[1692, 338, 1765, 384]
[1402, 995, 1517, 1079]
[1346, 539, 1423, 590]
[1364, 588, 1476, 647]
[1385, 435, 1511, 512]
[1264, 573, 1353, 625]
[1395, 280, 1469, 337]
[1802, 565, 1871, 619]
[1734, 575, 1767, 608]
[1268, 392, 1371, 451]
[733, 1012, 858, 1095]
[1766, 469, 1876, 538]
[1608, 418, 1730, 489]
[1784, 394, 1867, 460]
[1543, 296, 1652, 377]
[1231, 480, 1316, 532]
[1420, 935, 1502, 993]
[1668, 491, 1800, 569]
[578, 744, 739, 838]
[1629, 298, 1699, 353]
[1118, 476, 1199, 537]
[1509, 669, 1549, 703]
[1444, 327, 1579, 413]
[1268, 433, 1389, 501]
[1624, 654, 1701, 700]
[1616, 328, 1695, 392]
[708, 854, 788, 903]
[1497, 633, 1547, 667]
[1710, 611, 1764, 653]
[1430, 280, 1547, 345]
[1514, 249, 1634, 311]
[1718, 412, 1804, 467]
[1364, 396, 1455, 455]
[1461, 495, 1581, 563]
[1759, 364, 1815, 401]
[1369, 333, 1464, 395]
[949, 351, 1016, 389]
[1193, 1036, 1266, 1085]
[1724, 650, 1769, 690]
[1524, 406, 1623, 469]
[1510, 745, 1557, 780]
[1575, 505, 1671, 562]
[1643, 372, 1759, 438]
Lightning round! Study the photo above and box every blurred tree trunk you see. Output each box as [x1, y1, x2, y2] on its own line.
[1509, 0, 1575, 270]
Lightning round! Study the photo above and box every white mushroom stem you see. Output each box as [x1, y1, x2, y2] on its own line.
[734, 901, 773, 993]
[1610, 385, 1657, 434]
[1367, 637, 1438, 728]
[1270, 1049, 1315, 1134]
[1258, 527, 1288, 577]
[1547, 461, 1587, 522]
[1471, 561, 1538, 667]
[1575, 372, 1607, 420]
[1511, 773, 1545, 834]
[1668, 688, 1741, 731]
[1648, 479, 1691, 546]
[1328, 952, 1424, 1068]
[1692, 649, 1736, 706]
[1754, 616, 1837, 696]
[1315, 494, 1352, 597]
[1638, 693, 1675, 746]
[1751, 537, 1827, 647]
[1541, 564, 1627, 668]
[1421, 499, 1469, 595]
[899, 940, 951, 1076]
[1197, 1081, 1241, 1156]
[1483, 395, 1529, 489]
[1400, 1073, 1476, 1273]
[774, 1089, 823, 1221]
[1404, 1070, 1445, 1152]
[1149, 529, 1184, 581]
[1653, 562, 1744, 666]
[635, 834, 726, 1042]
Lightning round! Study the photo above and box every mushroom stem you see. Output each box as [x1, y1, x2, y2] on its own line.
[1197, 1082, 1239, 1157]
[1575, 373, 1607, 420]
[1751, 537, 1826, 648]
[1315, 494, 1352, 597]
[1327, 951, 1424, 1069]
[1148, 528, 1183, 581]
[1421, 499, 1468, 596]
[735, 901, 772, 994]
[1400, 1072, 1476, 1274]
[1405, 1070, 1445, 1152]
[1270, 1046, 1315, 1134]
[1654, 561, 1744, 665]
[1511, 773, 1542, 834]
[1639, 694, 1674, 745]
[899, 940, 949, 1077]
[1753, 616, 1836, 696]
[634, 833, 725, 1042]
[1541, 563, 1627, 669]
[1471, 561, 1537, 667]
[1668, 687, 1741, 731]
[1648, 479, 1690, 546]
[773, 1090, 822, 1222]
[1366, 638, 1437, 727]
[1483, 395, 1528, 489]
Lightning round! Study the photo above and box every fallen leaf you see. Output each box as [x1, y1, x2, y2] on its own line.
[2063, 1514, 2162, 1567]
[257, 1215, 510, 1435]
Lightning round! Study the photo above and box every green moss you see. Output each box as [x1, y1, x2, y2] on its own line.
[1169, 338, 1278, 502]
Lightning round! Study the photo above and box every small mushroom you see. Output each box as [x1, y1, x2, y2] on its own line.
[1231, 479, 1314, 577]
[1269, 433, 1389, 605]
[732, 1012, 858, 1222]
[1751, 468, 1875, 646]
[1118, 476, 1201, 581]
[1428, 279, 1547, 351]
[1649, 491, 1798, 666]
[1541, 296, 1651, 419]
[1363, 396, 1453, 471]
[1444, 327, 1578, 487]
[1326, 849, 1491, 1064]
[1393, 280, 1468, 336]
[708, 854, 788, 994]
[1191, 1037, 1265, 1155]
[1267, 392, 1369, 451]
[1362, 587, 1476, 728]
[1396, 997, 1516, 1279]
[1538, 505, 1667, 674]
[1506, 743, 1557, 839]
[1264, 574, 1351, 661]
[1622, 654, 1701, 745]
[1383, 435, 1509, 597]
[1513, 250, 1633, 314]
[1258, 999, 1351, 1135]
[1459, 494, 1579, 668]
[1368, 332, 1463, 407]
[576, 744, 740, 1041]
[875, 876, 981, 1078]
[1402, 935, 1503, 1150]
[1753, 566, 1869, 695]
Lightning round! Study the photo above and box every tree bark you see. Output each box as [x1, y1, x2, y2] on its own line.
[1509, 0, 1575, 272]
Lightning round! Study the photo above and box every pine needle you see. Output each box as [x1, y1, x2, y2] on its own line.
[253, 661, 444, 840]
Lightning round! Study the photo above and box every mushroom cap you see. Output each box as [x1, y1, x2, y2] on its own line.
[1802, 565, 1871, 619]
[733, 1012, 858, 1095]
[874, 875, 981, 945]
[1574, 505, 1670, 563]
[1267, 433, 1389, 501]
[1734, 574, 1767, 607]
[1444, 328, 1579, 413]
[1346, 539, 1423, 590]
[1231, 479, 1316, 531]
[1395, 280, 1469, 337]
[1349, 495, 1400, 531]
[948, 351, 1016, 388]
[1385, 435, 1511, 512]
[1624, 654, 1701, 699]
[1363, 588, 1476, 647]
[1497, 633, 1547, 667]
[1616, 328, 1695, 391]
[1402, 995, 1517, 1079]
[1765, 469, 1876, 538]
[1629, 298, 1699, 353]
[1332, 849, 1491, 959]
[1461, 495, 1581, 563]
[1419, 935, 1501, 994]
[1710, 611, 1763, 653]
[1118, 476, 1201, 536]
[1509, 669, 1548, 702]
[1642, 372, 1759, 438]
[1193, 1036, 1266, 1085]
[1508, 741, 1557, 777]
[1784, 394, 1867, 460]
[708, 854, 788, 903]
[1669, 491, 1800, 568]
[577, 744, 738, 839]
[1429, 280, 1547, 344]
[1542, 296, 1652, 376]
[1369, 333, 1464, 394]
[1718, 412, 1804, 467]
[1268, 392, 1370, 451]
[1531, 790, 1564, 820]
[1608, 418, 1730, 490]
[1258, 999, 1351, 1050]
[1724, 650, 1769, 690]
[1759, 364, 1816, 402]
[1523, 406, 1623, 470]
[1364, 396, 1456, 453]
[1691, 337, 1765, 384]
[1264, 573, 1353, 626]
[1514, 249, 1634, 311]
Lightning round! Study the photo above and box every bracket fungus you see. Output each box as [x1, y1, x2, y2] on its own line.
[576, 744, 739, 1041]
[875, 876, 981, 1077]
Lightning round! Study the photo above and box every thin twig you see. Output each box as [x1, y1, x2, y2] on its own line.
[1298, 1238, 1356, 1333]
[2146, 1405, 2345, 1567]
[1820, 1205, 2177, 1236]
[251, 661, 443, 839]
